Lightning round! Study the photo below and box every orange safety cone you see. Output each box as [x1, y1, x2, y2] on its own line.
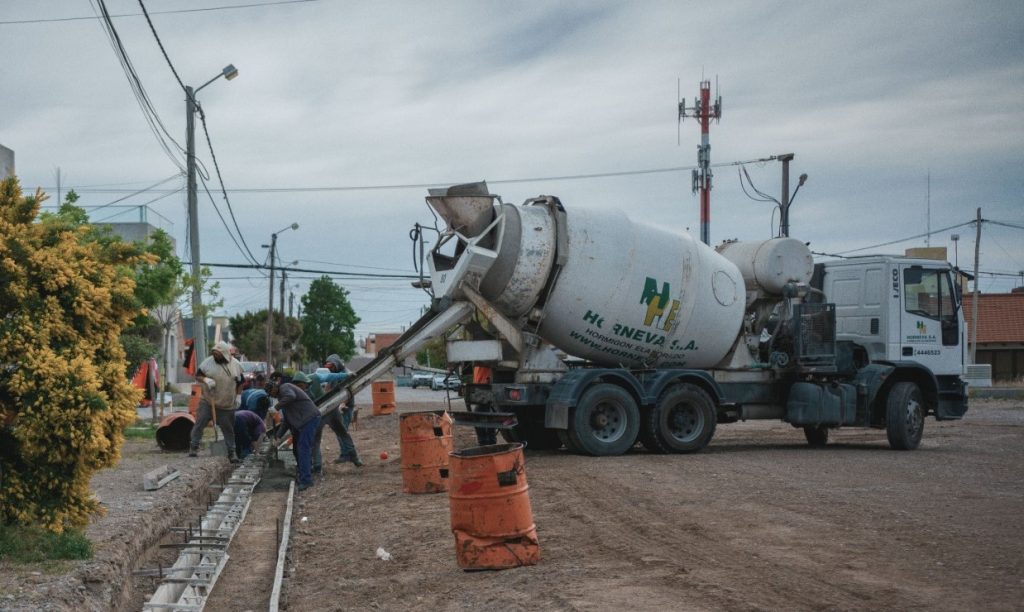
[399, 411, 453, 494]
[447, 443, 539, 570]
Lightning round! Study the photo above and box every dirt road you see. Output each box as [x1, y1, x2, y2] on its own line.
[282, 397, 1023, 611]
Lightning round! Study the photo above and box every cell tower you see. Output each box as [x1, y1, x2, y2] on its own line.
[678, 79, 722, 245]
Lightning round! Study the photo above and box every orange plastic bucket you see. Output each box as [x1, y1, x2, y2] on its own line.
[448, 443, 540, 570]
[399, 411, 453, 494]
[156, 411, 195, 451]
[372, 380, 396, 416]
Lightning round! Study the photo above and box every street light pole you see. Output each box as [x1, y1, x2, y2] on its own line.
[186, 85, 204, 366]
[185, 64, 238, 369]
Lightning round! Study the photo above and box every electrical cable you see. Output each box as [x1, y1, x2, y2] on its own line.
[835, 221, 977, 255]
[1, 0, 319, 25]
[90, 187, 184, 224]
[187, 261, 420, 279]
[196, 104, 262, 267]
[91, 0, 186, 172]
[137, 0, 186, 92]
[56, 156, 781, 194]
[198, 174, 266, 271]
[86, 174, 182, 215]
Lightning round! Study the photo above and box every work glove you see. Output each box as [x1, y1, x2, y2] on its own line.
[202, 376, 216, 388]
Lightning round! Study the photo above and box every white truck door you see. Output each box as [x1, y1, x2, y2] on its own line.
[897, 264, 963, 376]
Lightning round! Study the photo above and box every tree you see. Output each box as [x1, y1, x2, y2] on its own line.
[0, 178, 142, 532]
[300, 276, 360, 363]
[229, 309, 304, 365]
[42, 191, 185, 421]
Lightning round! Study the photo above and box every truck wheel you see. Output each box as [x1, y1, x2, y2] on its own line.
[651, 384, 716, 453]
[568, 384, 640, 456]
[639, 406, 669, 453]
[886, 381, 924, 450]
[803, 425, 829, 447]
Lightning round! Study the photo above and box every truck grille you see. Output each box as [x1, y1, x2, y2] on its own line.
[794, 303, 836, 368]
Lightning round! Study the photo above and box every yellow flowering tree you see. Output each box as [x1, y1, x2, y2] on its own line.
[0, 177, 144, 532]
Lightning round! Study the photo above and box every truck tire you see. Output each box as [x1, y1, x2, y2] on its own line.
[803, 425, 829, 447]
[886, 381, 924, 450]
[649, 384, 716, 454]
[639, 406, 668, 453]
[567, 383, 640, 456]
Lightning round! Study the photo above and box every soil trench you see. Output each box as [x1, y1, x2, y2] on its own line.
[205, 476, 290, 611]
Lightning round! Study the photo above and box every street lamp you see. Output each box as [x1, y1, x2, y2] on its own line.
[265, 223, 299, 369]
[187, 64, 238, 370]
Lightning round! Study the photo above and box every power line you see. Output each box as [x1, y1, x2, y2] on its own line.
[834, 221, 977, 255]
[87, 174, 182, 215]
[90, 187, 184, 224]
[50, 156, 780, 194]
[91, 0, 185, 172]
[1, 0, 319, 25]
[196, 105, 262, 266]
[137, 0, 186, 92]
[189, 261, 420, 279]
[198, 175, 265, 271]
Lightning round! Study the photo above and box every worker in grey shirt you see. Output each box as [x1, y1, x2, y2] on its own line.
[269, 378, 321, 491]
[189, 341, 244, 462]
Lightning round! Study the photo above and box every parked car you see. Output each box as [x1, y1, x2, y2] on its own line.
[431, 373, 461, 392]
[410, 372, 434, 389]
[239, 361, 268, 383]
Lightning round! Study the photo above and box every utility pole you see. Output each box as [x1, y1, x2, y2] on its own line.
[679, 78, 721, 245]
[184, 65, 238, 370]
[266, 234, 277, 368]
[971, 207, 981, 363]
[279, 267, 286, 318]
[289, 289, 295, 319]
[779, 153, 794, 237]
[186, 85, 208, 368]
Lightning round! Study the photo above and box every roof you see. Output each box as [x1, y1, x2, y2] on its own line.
[961, 292, 1024, 344]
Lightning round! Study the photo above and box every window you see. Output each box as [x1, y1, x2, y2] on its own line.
[903, 267, 959, 346]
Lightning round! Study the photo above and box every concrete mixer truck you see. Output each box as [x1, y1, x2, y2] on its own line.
[313, 181, 968, 456]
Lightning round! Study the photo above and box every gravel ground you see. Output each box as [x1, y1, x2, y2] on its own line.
[283, 397, 1024, 612]
[3, 392, 1020, 611]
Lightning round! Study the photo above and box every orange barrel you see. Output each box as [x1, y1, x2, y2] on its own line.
[399, 411, 453, 494]
[188, 383, 202, 417]
[156, 411, 196, 451]
[371, 380, 396, 416]
[447, 443, 540, 570]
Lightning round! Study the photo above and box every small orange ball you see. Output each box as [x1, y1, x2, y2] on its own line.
[379, 451, 389, 461]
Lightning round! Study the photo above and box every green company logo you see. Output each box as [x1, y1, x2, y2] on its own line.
[641, 277, 680, 332]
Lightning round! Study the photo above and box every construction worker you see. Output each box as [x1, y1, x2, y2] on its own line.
[291, 371, 363, 473]
[234, 409, 266, 459]
[267, 374, 320, 491]
[189, 341, 244, 463]
[322, 354, 361, 465]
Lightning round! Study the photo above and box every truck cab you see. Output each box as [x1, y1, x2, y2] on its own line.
[818, 256, 968, 420]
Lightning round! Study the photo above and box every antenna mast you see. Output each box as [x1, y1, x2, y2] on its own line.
[679, 78, 722, 245]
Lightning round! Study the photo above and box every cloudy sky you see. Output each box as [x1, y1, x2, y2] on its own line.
[3, 0, 1022, 340]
